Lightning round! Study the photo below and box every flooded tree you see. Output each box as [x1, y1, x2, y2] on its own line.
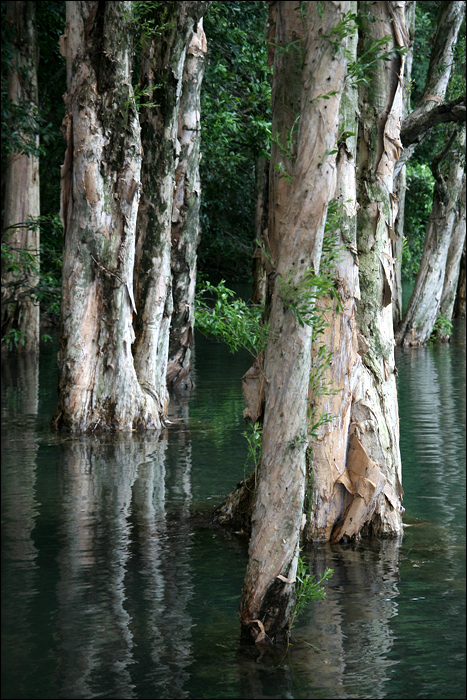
[2, 0, 40, 354]
[52, 1, 209, 431]
[238, 0, 350, 644]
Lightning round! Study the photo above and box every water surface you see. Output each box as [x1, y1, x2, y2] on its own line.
[1, 322, 465, 699]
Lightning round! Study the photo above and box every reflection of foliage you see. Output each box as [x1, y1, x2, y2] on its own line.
[200, 1, 271, 279]
[403, 163, 435, 279]
[287, 553, 333, 640]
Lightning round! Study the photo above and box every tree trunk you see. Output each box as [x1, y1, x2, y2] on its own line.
[396, 0, 465, 171]
[392, 0, 416, 328]
[438, 175, 466, 333]
[306, 0, 405, 543]
[396, 128, 466, 346]
[1, 1, 40, 354]
[53, 1, 160, 432]
[167, 19, 207, 391]
[239, 0, 349, 645]
[454, 240, 466, 318]
[251, 153, 269, 307]
[133, 3, 209, 414]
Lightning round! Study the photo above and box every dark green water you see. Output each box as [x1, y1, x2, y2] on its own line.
[2, 321, 465, 700]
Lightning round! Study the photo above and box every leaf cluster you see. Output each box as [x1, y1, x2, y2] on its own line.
[194, 279, 267, 356]
[288, 554, 333, 635]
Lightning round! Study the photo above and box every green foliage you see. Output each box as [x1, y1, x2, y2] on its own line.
[403, 163, 435, 279]
[288, 554, 333, 635]
[429, 313, 453, 344]
[2, 327, 27, 351]
[243, 421, 262, 486]
[195, 279, 267, 356]
[200, 1, 271, 279]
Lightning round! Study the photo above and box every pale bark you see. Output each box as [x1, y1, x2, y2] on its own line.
[133, 3, 206, 415]
[1, 1, 40, 354]
[305, 0, 405, 544]
[53, 1, 159, 432]
[395, 0, 465, 175]
[304, 0, 360, 543]
[167, 19, 207, 390]
[239, 0, 349, 644]
[392, 0, 416, 327]
[438, 175, 466, 333]
[251, 153, 269, 306]
[396, 128, 466, 346]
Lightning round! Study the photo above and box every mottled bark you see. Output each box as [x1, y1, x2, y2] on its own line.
[438, 175, 466, 334]
[133, 3, 208, 414]
[53, 1, 158, 432]
[305, 1, 405, 544]
[396, 128, 466, 346]
[167, 19, 207, 390]
[239, 1, 349, 644]
[392, 0, 416, 327]
[304, 0, 360, 543]
[396, 0, 465, 175]
[1, 1, 40, 354]
[336, 0, 405, 540]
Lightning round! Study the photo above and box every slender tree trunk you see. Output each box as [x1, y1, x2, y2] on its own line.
[133, 2, 209, 414]
[53, 1, 159, 432]
[239, 0, 349, 645]
[1, 1, 40, 354]
[392, 0, 416, 327]
[397, 1, 465, 170]
[396, 128, 465, 346]
[438, 175, 466, 333]
[167, 19, 207, 390]
[454, 240, 466, 318]
[251, 153, 269, 306]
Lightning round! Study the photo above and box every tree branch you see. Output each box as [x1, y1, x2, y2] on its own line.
[401, 96, 466, 147]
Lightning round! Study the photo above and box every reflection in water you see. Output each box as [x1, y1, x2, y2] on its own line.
[1, 355, 40, 699]
[1, 322, 465, 699]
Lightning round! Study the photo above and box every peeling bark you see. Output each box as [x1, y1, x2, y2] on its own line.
[1, 1, 40, 354]
[438, 175, 466, 333]
[133, 3, 208, 414]
[167, 19, 207, 390]
[396, 128, 466, 346]
[53, 2, 159, 432]
[239, 0, 349, 644]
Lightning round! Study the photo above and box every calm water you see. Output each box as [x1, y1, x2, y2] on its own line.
[1, 320, 465, 700]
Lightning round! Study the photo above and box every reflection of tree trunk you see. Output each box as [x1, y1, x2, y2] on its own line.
[1, 353, 39, 697]
[167, 20, 207, 391]
[54, 431, 195, 698]
[2, 1, 40, 354]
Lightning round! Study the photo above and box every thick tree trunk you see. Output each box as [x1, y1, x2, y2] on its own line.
[438, 175, 466, 333]
[53, 1, 159, 432]
[239, 0, 349, 645]
[133, 3, 208, 414]
[396, 128, 466, 346]
[1, 1, 40, 354]
[167, 19, 207, 391]
[306, 0, 405, 543]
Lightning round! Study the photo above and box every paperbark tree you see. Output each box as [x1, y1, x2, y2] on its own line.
[133, 2, 209, 410]
[306, 0, 405, 543]
[52, 1, 210, 432]
[396, 127, 466, 346]
[167, 18, 207, 390]
[238, 0, 350, 645]
[438, 175, 466, 331]
[1, 0, 40, 354]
